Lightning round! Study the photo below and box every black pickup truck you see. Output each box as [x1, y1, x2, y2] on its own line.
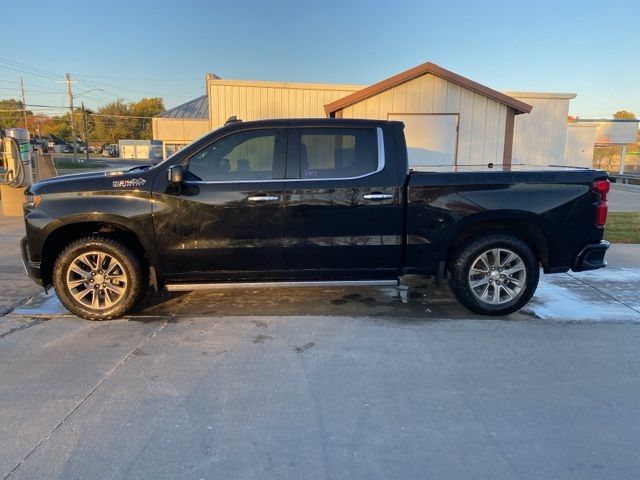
[21, 118, 610, 320]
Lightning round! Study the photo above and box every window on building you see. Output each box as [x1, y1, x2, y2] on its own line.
[186, 129, 276, 182]
[298, 128, 376, 179]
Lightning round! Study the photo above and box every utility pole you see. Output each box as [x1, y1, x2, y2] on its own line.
[619, 144, 627, 175]
[19, 77, 28, 131]
[81, 102, 90, 162]
[65, 73, 77, 162]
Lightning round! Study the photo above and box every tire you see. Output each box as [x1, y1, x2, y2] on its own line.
[448, 234, 540, 316]
[52, 236, 148, 320]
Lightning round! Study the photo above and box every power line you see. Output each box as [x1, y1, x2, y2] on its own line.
[0, 108, 66, 112]
[72, 73, 202, 82]
[0, 57, 62, 80]
[0, 102, 157, 119]
[0, 64, 59, 81]
[0, 87, 63, 94]
[88, 112, 156, 119]
[0, 58, 155, 105]
[76, 76, 158, 96]
[75, 87, 123, 105]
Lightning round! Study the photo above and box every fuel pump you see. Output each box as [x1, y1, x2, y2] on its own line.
[1, 128, 32, 187]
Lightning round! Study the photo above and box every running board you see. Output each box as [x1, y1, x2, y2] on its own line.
[165, 279, 398, 292]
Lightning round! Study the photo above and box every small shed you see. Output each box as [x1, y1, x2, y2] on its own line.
[118, 139, 163, 160]
[324, 62, 532, 169]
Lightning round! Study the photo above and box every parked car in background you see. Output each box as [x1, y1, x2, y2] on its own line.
[102, 144, 119, 157]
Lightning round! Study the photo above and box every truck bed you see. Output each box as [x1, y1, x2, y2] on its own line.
[405, 167, 608, 275]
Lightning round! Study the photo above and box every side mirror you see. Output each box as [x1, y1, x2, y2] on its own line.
[168, 165, 184, 184]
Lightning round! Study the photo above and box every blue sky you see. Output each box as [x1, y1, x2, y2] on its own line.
[1, 0, 638, 117]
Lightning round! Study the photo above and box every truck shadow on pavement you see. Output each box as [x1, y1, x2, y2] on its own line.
[13, 276, 495, 323]
[10, 268, 640, 323]
[136, 281, 477, 321]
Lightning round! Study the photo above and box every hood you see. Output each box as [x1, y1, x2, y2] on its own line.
[28, 166, 155, 195]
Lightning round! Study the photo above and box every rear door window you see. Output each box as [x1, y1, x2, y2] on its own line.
[296, 128, 376, 179]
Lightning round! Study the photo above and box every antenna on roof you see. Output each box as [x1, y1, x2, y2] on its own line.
[224, 115, 242, 126]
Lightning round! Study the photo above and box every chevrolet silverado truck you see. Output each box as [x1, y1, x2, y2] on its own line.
[21, 119, 610, 320]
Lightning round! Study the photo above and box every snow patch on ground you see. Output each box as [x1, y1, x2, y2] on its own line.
[571, 268, 640, 283]
[529, 268, 640, 322]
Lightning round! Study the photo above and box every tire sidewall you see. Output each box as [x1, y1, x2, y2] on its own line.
[451, 235, 540, 315]
[53, 237, 143, 320]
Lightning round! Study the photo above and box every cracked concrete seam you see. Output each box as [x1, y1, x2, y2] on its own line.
[567, 272, 640, 315]
[0, 317, 47, 339]
[2, 319, 169, 480]
[0, 296, 34, 318]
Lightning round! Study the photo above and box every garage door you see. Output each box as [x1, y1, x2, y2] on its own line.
[388, 113, 458, 168]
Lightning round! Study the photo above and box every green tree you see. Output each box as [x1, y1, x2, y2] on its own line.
[90, 98, 164, 143]
[613, 110, 637, 120]
[46, 114, 73, 140]
[92, 100, 133, 144]
[130, 97, 164, 139]
[0, 99, 31, 129]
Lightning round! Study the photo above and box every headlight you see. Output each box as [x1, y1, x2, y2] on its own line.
[24, 194, 42, 208]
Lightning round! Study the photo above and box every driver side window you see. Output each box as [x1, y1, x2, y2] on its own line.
[187, 129, 277, 182]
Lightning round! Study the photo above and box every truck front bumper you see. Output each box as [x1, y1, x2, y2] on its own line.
[20, 236, 43, 285]
[572, 240, 609, 272]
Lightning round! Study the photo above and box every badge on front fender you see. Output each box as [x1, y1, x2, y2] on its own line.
[112, 178, 146, 188]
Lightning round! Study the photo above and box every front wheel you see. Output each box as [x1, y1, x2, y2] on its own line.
[52, 236, 148, 320]
[448, 234, 540, 316]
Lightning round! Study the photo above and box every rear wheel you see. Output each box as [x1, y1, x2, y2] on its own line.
[52, 236, 147, 320]
[448, 234, 539, 316]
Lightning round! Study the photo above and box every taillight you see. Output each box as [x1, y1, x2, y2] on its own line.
[592, 179, 610, 227]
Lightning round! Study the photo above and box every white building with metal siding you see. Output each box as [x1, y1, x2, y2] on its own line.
[563, 123, 600, 168]
[334, 76, 511, 168]
[154, 62, 595, 169]
[206, 75, 362, 130]
[506, 92, 576, 167]
[325, 63, 532, 169]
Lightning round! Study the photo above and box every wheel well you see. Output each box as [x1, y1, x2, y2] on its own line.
[41, 222, 148, 287]
[447, 220, 550, 270]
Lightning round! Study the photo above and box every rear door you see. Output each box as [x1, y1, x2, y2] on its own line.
[152, 127, 286, 276]
[283, 125, 403, 277]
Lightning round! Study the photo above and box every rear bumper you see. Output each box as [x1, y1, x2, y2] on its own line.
[572, 240, 609, 272]
[20, 236, 43, 285]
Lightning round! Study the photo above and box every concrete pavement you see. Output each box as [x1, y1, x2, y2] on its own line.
[0, 215, 41, 315]
[2, 211, 640, 479]
[1, 314, 639, 479]
[609, 182, 640, 212]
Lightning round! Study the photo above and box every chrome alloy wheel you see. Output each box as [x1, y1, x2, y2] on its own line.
[65, 251, 128, 310]
[467, 248, 527, 305]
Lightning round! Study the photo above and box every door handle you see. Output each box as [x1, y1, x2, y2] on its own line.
[247, 195, 280, 202]
[363, 193, 393, 200]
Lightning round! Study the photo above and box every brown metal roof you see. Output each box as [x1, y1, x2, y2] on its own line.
[324, 62, 533, 116]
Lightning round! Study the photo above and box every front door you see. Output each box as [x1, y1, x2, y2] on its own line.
[153, 128, 286, 277]
[283, 125, 403, 277]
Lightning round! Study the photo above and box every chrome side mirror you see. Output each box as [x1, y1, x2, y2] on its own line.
[168, 165, 184, 184]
